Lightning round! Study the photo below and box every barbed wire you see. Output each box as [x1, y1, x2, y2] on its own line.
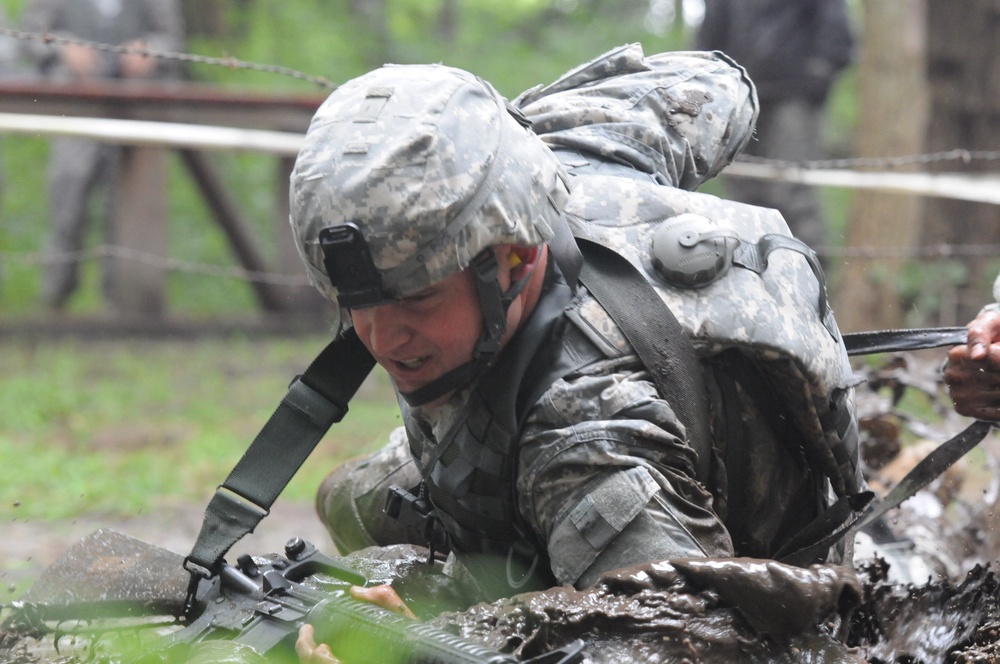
[0, 245, 312, 287]
[2, 242, 998, 289]
[4, 28, 1000, 173]
[0, 27, 337, 89]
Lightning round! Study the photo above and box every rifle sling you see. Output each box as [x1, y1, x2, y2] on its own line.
[185, 329, 375, 573]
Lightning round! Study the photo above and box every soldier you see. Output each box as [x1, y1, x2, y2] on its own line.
[288, 44, 866, 615]
[20, 0, 184, 309]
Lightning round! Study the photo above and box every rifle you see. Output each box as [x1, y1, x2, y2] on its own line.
[2, 530, 584, 664]
[157, 537, 585, 664]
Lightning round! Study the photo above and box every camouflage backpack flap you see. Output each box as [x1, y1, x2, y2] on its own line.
[563, 173, 863, 498]
[514, 43, 758, 192]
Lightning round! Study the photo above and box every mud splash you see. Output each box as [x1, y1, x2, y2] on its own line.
[850, 560, 1000, 663]
[433, 557, 864, 663]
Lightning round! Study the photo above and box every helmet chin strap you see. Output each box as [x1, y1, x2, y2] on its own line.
[399, 248, 534, 407]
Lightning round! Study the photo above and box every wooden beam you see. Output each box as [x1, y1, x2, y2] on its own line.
[178, 148, 286, 312]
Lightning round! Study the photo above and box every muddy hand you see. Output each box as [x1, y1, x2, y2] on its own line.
[296, 623, 339, 664]
[348, 584, 417, 619]
[944, 310, 1000, 420]
[295, 585, 416, 663]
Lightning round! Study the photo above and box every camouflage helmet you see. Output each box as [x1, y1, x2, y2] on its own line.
[289, 63, 570, 307]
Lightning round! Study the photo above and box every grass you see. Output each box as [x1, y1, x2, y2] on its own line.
[0, 336, 402, 522]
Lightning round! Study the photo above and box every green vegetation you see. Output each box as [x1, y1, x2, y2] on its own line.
[0, 337, 400, 521]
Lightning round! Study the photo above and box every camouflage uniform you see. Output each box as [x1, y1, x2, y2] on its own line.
[297, 45, 863, 602]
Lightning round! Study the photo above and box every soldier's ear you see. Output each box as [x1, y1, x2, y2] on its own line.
[507, 246, 539, 278]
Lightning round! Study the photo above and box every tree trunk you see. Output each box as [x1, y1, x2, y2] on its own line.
[436, 0, 458, 44]
[349, 0, 393, 68]
[180, 0, 248, 38]
[918, 0, 1000, 325]
[833, 0, 928, 332]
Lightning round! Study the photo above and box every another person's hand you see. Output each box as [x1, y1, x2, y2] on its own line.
[295, 585, 415, 663]
[944, 310, 1000, 420]
[61, 43, 101, 78]
[120, 39, 156, 78]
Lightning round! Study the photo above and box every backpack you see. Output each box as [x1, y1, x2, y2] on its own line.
[566, 170, 866, 560]
[517, 44, 867, 561]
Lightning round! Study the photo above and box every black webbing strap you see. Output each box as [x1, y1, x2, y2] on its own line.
[855, 419, 994, 531]
[776, 420, 994, 565]
[185, 329, 375, 580]
[576, 238, 712, 482]
[774, 491, 874, 566]
[843, 326, 968, 356]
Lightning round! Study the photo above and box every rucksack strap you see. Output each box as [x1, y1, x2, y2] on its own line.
[184, 329, 375, 586]
[843, 326, 968, 355]
[854, 419, 993, 531]
[576, 238, 713, 482]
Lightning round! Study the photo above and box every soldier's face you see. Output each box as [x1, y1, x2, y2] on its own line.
[350, 267, 484, 403]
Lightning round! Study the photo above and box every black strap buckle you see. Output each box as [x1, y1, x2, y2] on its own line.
[385, 484, 450, 563]
[181, 556, 212, 619]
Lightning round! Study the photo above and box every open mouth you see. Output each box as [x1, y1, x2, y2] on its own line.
[393, 355, 430, 372]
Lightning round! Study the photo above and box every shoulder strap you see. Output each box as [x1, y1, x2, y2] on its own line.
[576, 238, 713, 482]
[184, 329, 375, 586]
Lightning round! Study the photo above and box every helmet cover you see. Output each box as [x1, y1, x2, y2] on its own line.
[290, 63, 569, 305]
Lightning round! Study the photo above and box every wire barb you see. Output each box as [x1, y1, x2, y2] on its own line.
[0, 27, 337, 89]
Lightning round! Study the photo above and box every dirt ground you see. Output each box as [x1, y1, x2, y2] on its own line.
[1, 499, 332, 598]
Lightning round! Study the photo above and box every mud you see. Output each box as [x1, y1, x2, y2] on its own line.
[433, 557, 864, 663]
[850, 559, 1000, 663]
[3, 352, 1000, 663]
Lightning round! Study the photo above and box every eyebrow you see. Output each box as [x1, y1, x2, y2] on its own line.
[401, 286, 436, 302]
